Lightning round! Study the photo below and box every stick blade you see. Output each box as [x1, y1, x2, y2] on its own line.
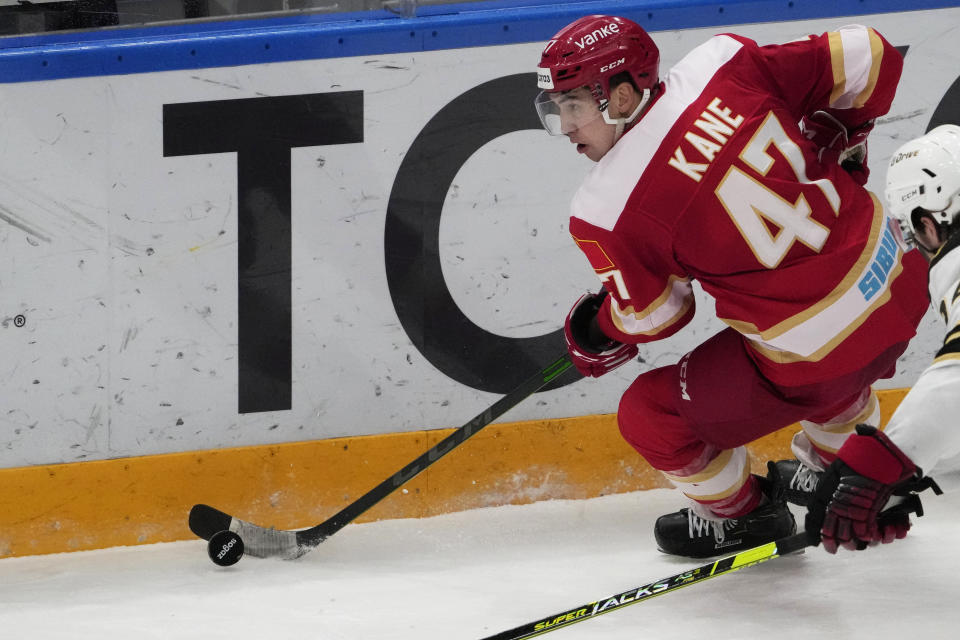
[189, 504, 233, 541]
[189, 503, 307, 559]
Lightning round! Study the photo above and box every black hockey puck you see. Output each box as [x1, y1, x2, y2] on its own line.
[208, 529, 244, 566]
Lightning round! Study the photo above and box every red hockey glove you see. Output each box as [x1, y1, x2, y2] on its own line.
[805, 425, 923, 553]
[815, 473, 909, 553]
[799, 111, 874, 186]
[563, 290, 638, 378]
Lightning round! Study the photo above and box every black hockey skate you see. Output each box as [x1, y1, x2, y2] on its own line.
[654, 475, 796, 558]
[769, 459, 822, 506]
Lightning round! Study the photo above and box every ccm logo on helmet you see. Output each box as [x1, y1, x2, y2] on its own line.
[601, 58, 626, 73]
[575, 23, 620, 49]
[899, 187, 920, 203]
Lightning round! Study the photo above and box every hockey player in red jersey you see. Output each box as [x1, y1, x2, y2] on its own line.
[805, 125, 960, 553]
[537, 15, 930, 557]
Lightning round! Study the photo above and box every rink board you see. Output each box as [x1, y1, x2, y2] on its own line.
[0, 2, 952, 467]
[0, 0, 955, 557]
[0, 390, 907, 558]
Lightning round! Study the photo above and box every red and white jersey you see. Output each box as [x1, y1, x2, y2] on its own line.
[570, 25, 929, 386]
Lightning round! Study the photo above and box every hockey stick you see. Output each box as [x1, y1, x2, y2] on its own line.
[480, 531, 810, 640]
[189, 352, 575, 560]
[480, 495, 924, 640]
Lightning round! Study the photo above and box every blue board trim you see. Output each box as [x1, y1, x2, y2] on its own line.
[0, 0, 957, 82]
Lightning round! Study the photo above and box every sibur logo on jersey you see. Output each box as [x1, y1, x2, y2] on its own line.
[574, 22, 620, 49]
[857, 221, 899, 301]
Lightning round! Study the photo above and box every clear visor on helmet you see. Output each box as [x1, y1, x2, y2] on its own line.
[534, 88, 604, 136]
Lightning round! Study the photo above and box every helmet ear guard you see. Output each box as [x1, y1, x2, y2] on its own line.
[601, 87, 652, 141]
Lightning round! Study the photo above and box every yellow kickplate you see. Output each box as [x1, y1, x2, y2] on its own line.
[0, 389, 908, 558]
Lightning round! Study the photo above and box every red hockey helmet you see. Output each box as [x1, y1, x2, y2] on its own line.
[535, 15, 659, 135]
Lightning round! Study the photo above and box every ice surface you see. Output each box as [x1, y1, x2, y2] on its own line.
[1, 488, 957, 639]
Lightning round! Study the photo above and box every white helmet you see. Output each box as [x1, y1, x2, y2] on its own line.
[885, 124, 960, 242]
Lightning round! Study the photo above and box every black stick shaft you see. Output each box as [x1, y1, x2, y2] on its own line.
[299, 353, 574, 544]
[188, 352, 575, 558]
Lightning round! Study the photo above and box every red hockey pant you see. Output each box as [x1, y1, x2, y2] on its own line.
[617, 327, 909, 473]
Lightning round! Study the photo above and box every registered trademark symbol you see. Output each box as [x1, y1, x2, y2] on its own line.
[13, 314, 25, 327]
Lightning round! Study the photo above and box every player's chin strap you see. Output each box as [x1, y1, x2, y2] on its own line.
[603, 88, 652, 142]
